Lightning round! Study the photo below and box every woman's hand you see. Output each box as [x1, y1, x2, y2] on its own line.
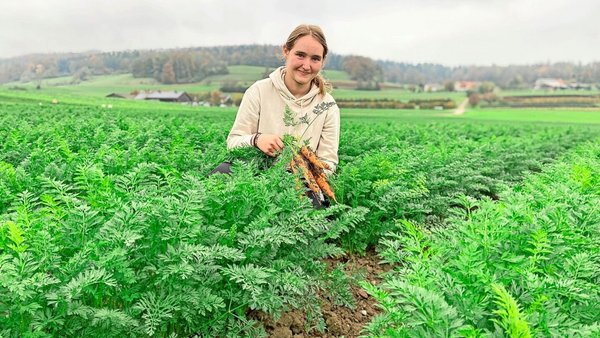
[256, 134, 284, 157]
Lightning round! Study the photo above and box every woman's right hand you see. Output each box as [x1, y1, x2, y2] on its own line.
[256, 134, 284, 157]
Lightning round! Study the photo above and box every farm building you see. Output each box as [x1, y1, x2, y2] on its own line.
[568, 82, 594, 90]
[424, 83, 443, 92]
[106, 92, 135, 99]
[534, 78, 568, 90]
[133, 90, 193, 103]
[454, 81, 480, 91]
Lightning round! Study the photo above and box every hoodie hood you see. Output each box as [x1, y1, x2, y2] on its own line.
[269, 66, 320, 109]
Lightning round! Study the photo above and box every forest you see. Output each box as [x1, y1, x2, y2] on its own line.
[2, 44, 600, 88]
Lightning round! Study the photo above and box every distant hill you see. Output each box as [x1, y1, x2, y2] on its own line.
[5, 65, 354, 99]
[2, 45, 600, 88]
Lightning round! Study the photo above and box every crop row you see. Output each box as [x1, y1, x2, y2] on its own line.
[364, 142, 600, 336]
[336, 98, 456, 110]
[483, 95, 600, 108]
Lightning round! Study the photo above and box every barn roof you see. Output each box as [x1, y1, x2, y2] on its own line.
[132, 90, 191, 101]
[106, 92, 135, 99]
[145, 91, 188, 99]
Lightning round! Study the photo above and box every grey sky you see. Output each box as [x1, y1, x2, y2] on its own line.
[1, 0, 599, 66]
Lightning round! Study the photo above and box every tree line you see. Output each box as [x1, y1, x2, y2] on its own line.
[379, 61, 600, 88]
[1, 45, 600, 88]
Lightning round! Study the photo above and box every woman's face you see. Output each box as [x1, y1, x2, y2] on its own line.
[283, 35, 325, 90]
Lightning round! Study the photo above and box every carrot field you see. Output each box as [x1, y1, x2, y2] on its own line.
[1, 96, 599, 337]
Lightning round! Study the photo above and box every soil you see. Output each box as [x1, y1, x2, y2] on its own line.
[249, 247, 392, 338]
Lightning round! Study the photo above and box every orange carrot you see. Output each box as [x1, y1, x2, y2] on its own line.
[300, 146, 331, 171]
[290, 149, 337, 203]
[294, 155, 319, 195]
[315, 173, 337, 202]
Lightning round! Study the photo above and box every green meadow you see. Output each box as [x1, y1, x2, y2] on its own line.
[4, 64, 600, 126]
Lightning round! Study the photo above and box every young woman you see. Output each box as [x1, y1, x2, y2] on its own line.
[210, 24, 340, 207]
[225, 24, 340, 172]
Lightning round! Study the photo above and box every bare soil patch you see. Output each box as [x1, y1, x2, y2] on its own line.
[249, 248, 392, 338]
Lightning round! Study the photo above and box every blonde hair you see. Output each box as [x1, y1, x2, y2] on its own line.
[284, 24, 331, 96]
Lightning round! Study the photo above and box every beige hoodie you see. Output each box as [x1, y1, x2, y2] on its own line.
[227, 67, 340, 172]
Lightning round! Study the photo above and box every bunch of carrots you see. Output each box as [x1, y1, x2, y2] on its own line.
[290, 146, 337, 202]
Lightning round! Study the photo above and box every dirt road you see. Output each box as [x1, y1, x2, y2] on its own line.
[453, 98, 469, 115]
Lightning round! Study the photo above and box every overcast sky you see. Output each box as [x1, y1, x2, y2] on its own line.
[1, 0, 599, 66]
